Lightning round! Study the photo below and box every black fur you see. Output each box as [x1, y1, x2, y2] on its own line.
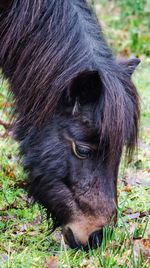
[0, 0, 140, 247]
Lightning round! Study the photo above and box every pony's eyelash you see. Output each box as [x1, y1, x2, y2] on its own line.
[71, 141, 96, 160]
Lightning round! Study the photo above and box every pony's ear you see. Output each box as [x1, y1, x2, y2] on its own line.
[0, 0, 11, 10]
[69, 71, 102, 107]
[123, 58, 141, 75]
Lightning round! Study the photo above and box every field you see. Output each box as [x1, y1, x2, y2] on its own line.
[0, 1, 150, 267]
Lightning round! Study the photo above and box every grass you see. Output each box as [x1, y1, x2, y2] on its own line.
[93, 0, 150, 57]
[0, 4, 150, 268]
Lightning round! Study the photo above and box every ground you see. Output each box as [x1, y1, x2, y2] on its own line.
[0, 2, 150, 268]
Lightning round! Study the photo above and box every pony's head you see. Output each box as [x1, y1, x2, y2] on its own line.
[21, 64, 140, 249]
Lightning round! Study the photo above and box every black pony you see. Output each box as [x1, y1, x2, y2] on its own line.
[0, 0, 140, 249]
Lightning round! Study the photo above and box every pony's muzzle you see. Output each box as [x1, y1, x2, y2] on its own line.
[62, 212, 116, 250]
[62, 216, 106, 250]
[63, 226, 104, 250]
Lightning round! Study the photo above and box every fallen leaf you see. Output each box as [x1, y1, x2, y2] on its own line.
[119, 47, 130, 57]
[123, 209, 150, 218]
[125, 212, 140, 220]
[121, 186, 132, 192]
[133, 236, 150, 262]
[142, 235, 150, 249]
[44, 256, 58, 268]
[4, 166, 16, 180]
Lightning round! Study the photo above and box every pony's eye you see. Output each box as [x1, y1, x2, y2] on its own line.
[72, 141, 94, 160]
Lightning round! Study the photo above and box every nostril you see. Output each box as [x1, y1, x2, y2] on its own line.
[63, 227, 80, 249]
[88, 229, 103, 249]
